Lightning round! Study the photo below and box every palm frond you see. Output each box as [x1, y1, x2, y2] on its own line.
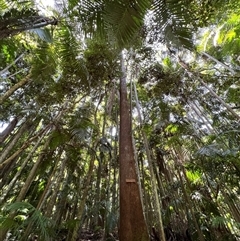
[68, 0, 151, 48]
[104, 0, 151, 47]
[29, 28, 53, 42]
[55, 25, 89, 91]
[1, 202, 55, 240]
[68, 0, 105, 37]
[31, 41, 57, 82]
[151, 0, 194, 49]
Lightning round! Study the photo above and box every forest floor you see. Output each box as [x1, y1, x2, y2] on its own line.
[78, 230, 117, 241]
[56, 228, 190, 241]
[57, 229, 119, 241]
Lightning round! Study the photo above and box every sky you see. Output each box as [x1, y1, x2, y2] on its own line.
[35, 0, 56, 12]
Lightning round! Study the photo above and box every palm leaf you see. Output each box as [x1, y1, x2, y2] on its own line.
[104, 0, 151, 47]
[68, 0, 194, 49]
[31, 41, 57, 81]
[152, 0, 194, 49]
[55, 24, 88, 90]
[29, 28, 53, 42]
[68, 0, 105, 37]
[2, 202, 55, 240]
[68, 0, 151, 47]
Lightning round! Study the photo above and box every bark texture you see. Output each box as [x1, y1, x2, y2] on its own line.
[119, 54, 149, 241]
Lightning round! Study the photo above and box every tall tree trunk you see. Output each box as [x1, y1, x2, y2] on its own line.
[119, 52, 149, 241]
[201, 52, 236, 74]
[0, 16, 57, 39]
[21, 149, 63, 240]
[16, 134, 53, 203]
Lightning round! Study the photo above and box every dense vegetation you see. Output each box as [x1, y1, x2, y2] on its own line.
[0, 0, 240, 240]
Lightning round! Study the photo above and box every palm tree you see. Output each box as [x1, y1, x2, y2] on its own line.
[65, 1, 231, 240]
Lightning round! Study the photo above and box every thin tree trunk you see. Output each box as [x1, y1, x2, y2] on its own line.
[119, 52, 149, 241]
[178, 59, 240, 120]
[45, 155, 67, 217]
[16, 134, 53, 203]
[0, 74, 32, 104]
[133, 81, 166, 241]
[53, 172, 72, 227]
[21, 149, 63, 240]
[172, 148, 205, 241]
[0, 17, 57, 39]
[201, 52, 236, 74]
[0, 117, 18, 143]
[70, 151, 96, 241]
[0, 52, 26, 76]
[93, 96, 106, 228]
[176, 166, 205, 241]
[0, 120, 29, 164]
[0, 124, 50, 171]
[111, 113, 119, 227]
[0, 127, 49, 205]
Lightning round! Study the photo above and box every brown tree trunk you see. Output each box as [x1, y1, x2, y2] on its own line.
[0, 74, 32, 104]
[119, 52, 149, 241]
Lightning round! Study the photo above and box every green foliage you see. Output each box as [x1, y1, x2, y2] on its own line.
[31, 41, 57, 81]
[49, 129, 71, 149]
[198, 8, 240, 59]
[68, 0, 201, 49]
[186, 170, 202, 184]
[84, 38, 119, 86]
[152, 0, 194, 49]
[104, 0, 151, 47]
[211, 215, 226, 228]
[0, 202, 55, 240]
[1, 0, 240, 240]
[55, 25, 89, 92]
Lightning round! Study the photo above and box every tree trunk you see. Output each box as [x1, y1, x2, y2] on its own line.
[0, 74, 32, 104]
[0, 127, 49, 205]
[176, 166, 205, 241]
[0, 16, 57, 39]
[119, 52, 149, 241]
[70, 151, 96, 241]
[178, 58, 240, 120]
[0, 117, 18, 143]
[0, 120, 28, 164]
